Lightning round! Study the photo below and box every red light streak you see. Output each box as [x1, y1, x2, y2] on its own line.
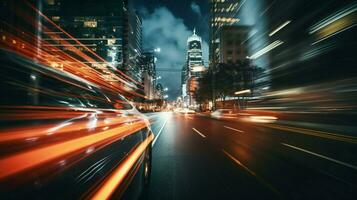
[0, 119, 147, 180]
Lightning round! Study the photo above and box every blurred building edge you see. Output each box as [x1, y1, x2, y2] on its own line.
[42, 0, 146, 100]
[42, 0, 127, 74]
[208, 0, 262, 111]
[140, 51, 156, 100]
[208, 0, 251, 110]
[209, 0, 241, 69]
[128, 10, 142, 84]
[0, 0, 42, 61]
[181, 29, 207, 109]
[219, 26, 249, 64]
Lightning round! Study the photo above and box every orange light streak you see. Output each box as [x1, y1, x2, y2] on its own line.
[2, 2, 146, 98]
[90, 133, 154, 200]
[0, 120, 147, 180]
[26, 1, 144, 88]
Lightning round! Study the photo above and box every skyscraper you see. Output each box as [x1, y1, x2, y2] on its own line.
[187, 28, 204, 77]
[42, 0, 127, 70]
[209, 0, 241, 68]
[128, 11, 143, 83]
[182, 29, 206, 107]
[218, 25, 249, 64]
[141, 51, 157, 100]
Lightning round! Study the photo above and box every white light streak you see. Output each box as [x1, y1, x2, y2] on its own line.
[250, 40, 284, 59]
[269, 20, 291, 36]
[235, 89, 251, 95]
[309, 5, 357, 34]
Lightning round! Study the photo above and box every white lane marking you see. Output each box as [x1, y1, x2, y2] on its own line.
[222, 149, 281, 196]
[192, 128, 206, 138]
[152, 120, 167, 147]
[281, 143, 357, 171]
[223, 126, 244, 133]
[222, 149, 256, 175]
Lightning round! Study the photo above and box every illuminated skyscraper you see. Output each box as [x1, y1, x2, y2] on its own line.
[187, 28, 204, 77]
[209, 0, 241, 68]
[182, 29, 206, 107]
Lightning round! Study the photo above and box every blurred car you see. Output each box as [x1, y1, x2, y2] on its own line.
[179, 108, 196, 114]
[211, 109, 238, 120]
[0, 50, 153, 200]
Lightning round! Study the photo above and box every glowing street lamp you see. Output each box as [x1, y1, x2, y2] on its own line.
[154, 47, 161, 53]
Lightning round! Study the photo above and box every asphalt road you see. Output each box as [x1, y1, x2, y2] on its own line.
[141, 112, 357, 200]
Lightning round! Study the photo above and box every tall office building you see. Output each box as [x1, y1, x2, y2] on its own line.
[218, 25, 249, 64]
[209, 0, 241, 67]
[128, 11, 143, 83]
[41, 0, 139, 84]
[187, 28, 205, 77]
[141, 51, 157, 100]
[182, 29, 206, 107]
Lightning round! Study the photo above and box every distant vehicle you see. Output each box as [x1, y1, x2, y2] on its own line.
[211, 109, 238, 120]
[0, 49, 153, 200]
[174, 108, 195, 114]
[181, 108, 195, 114]
[173, 108, 182, 113]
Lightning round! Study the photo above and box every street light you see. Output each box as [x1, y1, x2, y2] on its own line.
[164, 87, 168, 91]
[154, 47, 161, 53]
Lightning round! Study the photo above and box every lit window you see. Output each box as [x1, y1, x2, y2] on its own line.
[46, 0, 55, 5]
[107, 39, 116, 45]
[52, 16, 60, 21]
[84, 20, 97, 28]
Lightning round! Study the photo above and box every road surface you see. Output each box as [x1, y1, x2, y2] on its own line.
[141, 112, 357, 200]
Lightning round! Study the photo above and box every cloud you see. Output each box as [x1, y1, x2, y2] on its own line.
[141, 7, 208, 99]
[190, 2, 201, 16]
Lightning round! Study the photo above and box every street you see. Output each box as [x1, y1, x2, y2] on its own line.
[143, 112, 357, 199]
[1, 0, 357, 199]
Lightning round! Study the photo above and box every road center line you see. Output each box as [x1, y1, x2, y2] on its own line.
[192, 128, 206, 138]
[281, 143, 357, 171]
[152, 120, 167, 147]
[222, 149, 281, 196]
[223, 126, 244, 133]
[222, 149, 255, 175]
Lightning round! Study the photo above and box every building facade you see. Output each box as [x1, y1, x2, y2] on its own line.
[219, 26, 249, 64]
[209, 0, 241, 68]
[42, 0, 127, 69]
[182, 29, 206, 108]
[128, 11, 143, 83]
[141, 51, 157, 100]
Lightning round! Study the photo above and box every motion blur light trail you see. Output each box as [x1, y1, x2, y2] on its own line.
[0, 2, 156, 198]
[90, 133, 154, 200]
[0, 0, 145, 99]
[0, 115, 146, 180]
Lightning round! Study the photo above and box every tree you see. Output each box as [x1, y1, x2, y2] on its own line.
[195, 69, 213, 104]
[215, 63, 241, 104]
[196, 59, 262, 110]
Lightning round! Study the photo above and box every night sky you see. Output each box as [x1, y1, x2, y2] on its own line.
[131, 0, 209, 100]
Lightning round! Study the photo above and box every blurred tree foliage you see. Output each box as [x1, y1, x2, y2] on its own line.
[196, 60, 261, 107]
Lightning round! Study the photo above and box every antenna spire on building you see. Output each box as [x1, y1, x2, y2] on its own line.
[193, 27, 196, 35]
